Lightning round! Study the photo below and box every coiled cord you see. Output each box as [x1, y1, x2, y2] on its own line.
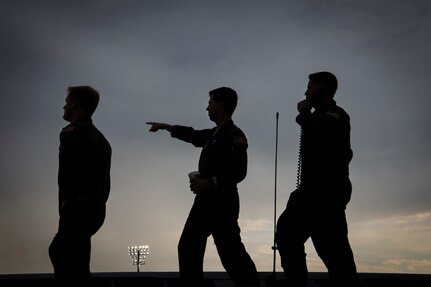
[296, 129, 303, 189]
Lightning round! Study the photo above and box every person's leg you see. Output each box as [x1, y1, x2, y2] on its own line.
[312, 208, 360, 287]
[276, 192, 310, 286]
[49, 203, 101, 287]
[213, 218, 260, 286]
[178, 207, 209, 286]
[49, 230, 91, 287]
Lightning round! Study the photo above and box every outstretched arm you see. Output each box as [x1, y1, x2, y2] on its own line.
[146, 122, 173, 132]
[146, 121, 212, 194]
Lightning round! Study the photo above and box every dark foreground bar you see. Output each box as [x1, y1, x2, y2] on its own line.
[0, 272, 430, 286]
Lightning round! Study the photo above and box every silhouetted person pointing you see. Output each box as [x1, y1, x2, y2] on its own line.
[49, 86, 111, 287]
[276, 72, 362, 287]
[147, 87, 260, 287]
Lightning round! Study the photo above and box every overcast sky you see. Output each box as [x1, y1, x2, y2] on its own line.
[1, 0, 430, 275]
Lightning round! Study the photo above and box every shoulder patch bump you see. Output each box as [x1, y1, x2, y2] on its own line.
[326, 111, 341, 120]
[234, 136, 247, 144]
[62, 125, 76, 133]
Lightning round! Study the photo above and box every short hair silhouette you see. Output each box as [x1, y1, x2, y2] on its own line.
[67, 86, 100, 114]
[309, 71, 338, 98]
[209, 87, 238, 116]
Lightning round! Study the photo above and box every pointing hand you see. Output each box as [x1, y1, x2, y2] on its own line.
[146, 122, 172, 132]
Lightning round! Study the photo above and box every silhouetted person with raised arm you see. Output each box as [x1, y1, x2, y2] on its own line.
[276, 72, 362, 287]
[49, 86, 111, 287]
[147, 87, 260, 286]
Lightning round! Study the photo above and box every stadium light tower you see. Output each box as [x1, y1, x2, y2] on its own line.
[128, 245, 149, 272]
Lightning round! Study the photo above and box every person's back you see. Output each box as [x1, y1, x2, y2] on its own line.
[58, 118, 111, 207]
[297, 100, 353, 205]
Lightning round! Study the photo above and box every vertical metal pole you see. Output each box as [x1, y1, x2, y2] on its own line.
[272, 112, 279, 279]
[137, 250, 140, 272]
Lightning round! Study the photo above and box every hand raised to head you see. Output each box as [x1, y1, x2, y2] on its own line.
[297, 99, 312, 113]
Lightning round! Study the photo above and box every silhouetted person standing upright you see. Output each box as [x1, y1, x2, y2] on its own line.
[276, 72, 361, 287]
[147, 87, 260, 286]
[49, 86, 111, 287]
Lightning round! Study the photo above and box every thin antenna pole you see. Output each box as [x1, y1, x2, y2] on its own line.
[272, 112, 279, 279]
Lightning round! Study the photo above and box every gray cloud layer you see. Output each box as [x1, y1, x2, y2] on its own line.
[1, 0, 430, 274]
